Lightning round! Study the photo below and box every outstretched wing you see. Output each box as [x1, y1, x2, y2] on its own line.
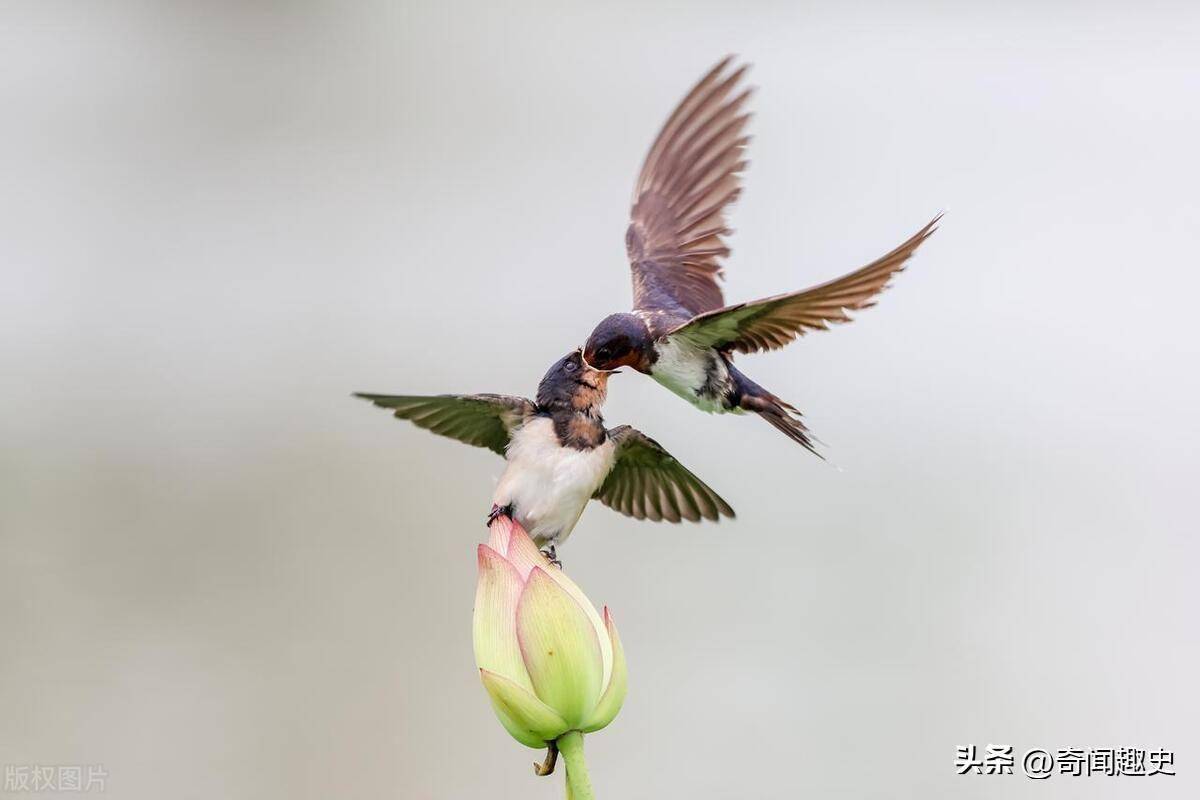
[627, 57, 752, 324]
[666, 214, 941, 354]
[594, 426, 735, 523]
[354, 393, 534, 456]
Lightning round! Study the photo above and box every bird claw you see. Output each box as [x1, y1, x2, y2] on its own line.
[486, 504, 513, 527]
[539, 544, 562, 569]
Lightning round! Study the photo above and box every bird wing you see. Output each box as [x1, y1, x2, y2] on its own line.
[626, 57, 752, 328]
[665, 214, 941, 354]
[354, 393, 534, 456]
[593, 425, 735, 523]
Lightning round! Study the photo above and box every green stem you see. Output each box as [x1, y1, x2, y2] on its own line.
[556, 730, 594, 800]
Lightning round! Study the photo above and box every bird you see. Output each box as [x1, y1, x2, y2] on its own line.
[355, 350, 734, 560]
[581, 57, 941, 455]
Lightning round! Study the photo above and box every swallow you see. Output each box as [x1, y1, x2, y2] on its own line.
[581, 57, 941, 455]
[355, 350, 733, 557]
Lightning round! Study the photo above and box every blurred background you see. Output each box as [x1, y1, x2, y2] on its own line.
[3, 1, 1198, 797]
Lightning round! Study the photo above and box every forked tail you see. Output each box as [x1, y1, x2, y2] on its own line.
[728, 363, 822, 458]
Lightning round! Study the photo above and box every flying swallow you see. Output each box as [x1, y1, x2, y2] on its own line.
[581, 57, 940, 455]
[356, 350, 733, 557]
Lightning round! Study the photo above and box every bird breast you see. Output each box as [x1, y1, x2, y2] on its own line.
[493, 417, 616, 542]
[650, 338, 734, 413]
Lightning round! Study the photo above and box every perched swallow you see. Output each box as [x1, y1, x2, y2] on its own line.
[356, 350, 733, 555]
[581, 57, 940, 455]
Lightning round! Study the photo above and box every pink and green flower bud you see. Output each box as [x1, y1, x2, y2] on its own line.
[473, 516, 628, 748]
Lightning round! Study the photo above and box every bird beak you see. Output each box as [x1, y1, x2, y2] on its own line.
[580, 353, 621, 374]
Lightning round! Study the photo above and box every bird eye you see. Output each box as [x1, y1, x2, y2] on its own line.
[597, 348, 611, 360]
[564, 361, 576, 371]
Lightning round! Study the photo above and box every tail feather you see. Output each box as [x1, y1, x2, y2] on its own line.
[745, 398, 822, 458]
[727, 362, 822, 458]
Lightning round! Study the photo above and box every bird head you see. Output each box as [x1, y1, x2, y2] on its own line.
[536, 349, 611, 413]
[582, 313, 654, 373]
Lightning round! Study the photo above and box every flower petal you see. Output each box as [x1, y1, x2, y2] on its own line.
[473, 545, 533, 691]
[486, 515, 515, 553]
[479, 669, 569, 748]
[538, 565, 614, 690]
[582, 607, 628, 733]
[501, 513, 613, 684]
[503, 519, 552, 580]
[516, 567, 604, 728]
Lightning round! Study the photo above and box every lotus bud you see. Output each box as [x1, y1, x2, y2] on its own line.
[473, 516, 628, 752]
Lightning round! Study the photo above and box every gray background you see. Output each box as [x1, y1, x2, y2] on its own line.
[3, 1, 1198, 798]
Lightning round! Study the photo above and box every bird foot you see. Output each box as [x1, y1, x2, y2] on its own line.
[486, 503, 513, 527]
[539, 544, 562, 569]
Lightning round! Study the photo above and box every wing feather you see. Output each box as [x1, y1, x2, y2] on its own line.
[594, 426, 735, 523]
[627, 58, 752, 324]
[353, 393, 533, 456]
[667, 214, 941, 353]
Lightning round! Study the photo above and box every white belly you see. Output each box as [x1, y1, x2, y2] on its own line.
[650, 338, 733, 414]
[493, 417, 616, 545]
